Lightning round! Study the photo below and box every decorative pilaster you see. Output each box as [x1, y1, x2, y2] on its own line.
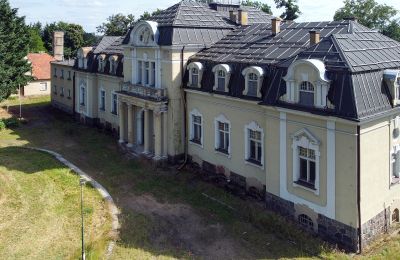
[162, 112, 168, 157]
[118, 101, 125, 143]
[153, 112, 162, 159]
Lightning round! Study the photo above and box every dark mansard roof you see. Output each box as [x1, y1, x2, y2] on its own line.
[187, 20, 400, 122]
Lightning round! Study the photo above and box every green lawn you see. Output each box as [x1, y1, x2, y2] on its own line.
[1, 96, 400, 259]
[0, 147, 111, 259]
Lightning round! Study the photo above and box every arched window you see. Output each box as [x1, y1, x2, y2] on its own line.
[299, 81, 315, 106]
[298, 214, 314, 230]
[217, 70, 226, 91]
[248, 73, 258, 97]
[393, 208, 399, 223]
[191, 68, 199, 86]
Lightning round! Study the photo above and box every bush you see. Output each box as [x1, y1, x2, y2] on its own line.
[0, 120, 5, 131]
[5, 117, 19, 128]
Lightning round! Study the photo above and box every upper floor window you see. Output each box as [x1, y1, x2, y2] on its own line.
[283, 59, 331, 108]
[68, 71, 71, 80]
[111, 93, 118, 115]
[212, 64, 231, 92]
[68, 89, 71, 98]
[187, 62, 204, 88]
[299, 81, 315, 106]
[60, 69, 64, 79]
[242, 66, 264, 98]
[189, 109, 203, 146]
[60, 87, 64, 96]
[137, 60, 156, 87]
[214, 114, 231, 156]
[245, 121, 264, 167]
[100, 89, 106, 111]
[53, 68, 57, 77]
[292, 128, 320, 194]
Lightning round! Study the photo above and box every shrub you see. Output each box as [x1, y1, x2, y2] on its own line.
[0, 120, 5, 131]
[5, 117, 19, 128]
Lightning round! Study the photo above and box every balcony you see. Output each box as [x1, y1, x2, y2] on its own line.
[121, 82, 167, 102]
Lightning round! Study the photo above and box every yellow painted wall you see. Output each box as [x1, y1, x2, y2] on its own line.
[97, 74, 122, 128]
[50, 63, 74, 113]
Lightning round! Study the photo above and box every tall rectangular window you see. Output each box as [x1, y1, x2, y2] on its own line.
[137, 61, 142, 84]
[217, 70, 226, 91]
[54, 68, 57, 77]
[111, 93, 118, 115]
[40, 82, 47, 91]
[80, 86, 86, 106]
[191, 68, 199, 86]
[61, 87, 64, 96]
[248, 129, 262, 164]
[191, 115, 202, 144]
[61, 69, 64, 78]
[151, 62, 156, 87]
[217, 121, 229, 154]
[145, 62, 150, 85]
[68, 89, 71, 98]
[298, 147, 316, 188]
[247, 73, 258, 97]
[100, 90, 105, 111]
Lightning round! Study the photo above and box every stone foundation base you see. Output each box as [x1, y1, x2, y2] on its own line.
[361, 209, 390, 249]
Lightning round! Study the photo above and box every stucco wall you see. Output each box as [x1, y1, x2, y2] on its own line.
[51, 64, 74, 113]
[96, 74, 122, 129]
[24, 80, 51, 96]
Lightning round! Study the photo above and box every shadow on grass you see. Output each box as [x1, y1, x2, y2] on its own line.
[0, 100, 342, 259]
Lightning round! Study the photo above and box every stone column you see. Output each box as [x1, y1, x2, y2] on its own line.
[162, 112, 168, 157]
[118, 101, 125, 143]
[153, 112, 162, 159]
[143, 109, 150, 154]
[127, 104, 134, 147]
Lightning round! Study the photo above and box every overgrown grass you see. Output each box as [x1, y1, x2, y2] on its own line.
[0, 147, 111, 259]
[1, 96, 400, 259]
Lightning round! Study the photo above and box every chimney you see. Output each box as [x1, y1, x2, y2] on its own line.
[238, 9, 248, 26]
[229, 10, 237, 23]
[310, 30, 320, 45]
[52, 31, 64, 61]
[344, 16, 358, 23]
[272, 18, 282, 35]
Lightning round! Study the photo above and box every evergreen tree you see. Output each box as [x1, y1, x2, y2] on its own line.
[0, 0, 31, 101]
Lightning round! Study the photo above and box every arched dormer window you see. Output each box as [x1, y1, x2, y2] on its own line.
[299, 81, 315, 106]
[187, 62, 204, 88]
[77, 47, 92, 70]
[130, 21, 159, 47]
[242, 66, 264, 98]
[97, 54, 106, 72]
[283, 59, 331, 108]
[212, 64, 231, 92]
[109, 55, 118, 75]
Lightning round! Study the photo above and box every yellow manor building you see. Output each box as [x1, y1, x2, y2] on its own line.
[51, 1, 400, 252]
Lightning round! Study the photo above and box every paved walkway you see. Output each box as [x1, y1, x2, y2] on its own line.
[23, 146, 120, 259]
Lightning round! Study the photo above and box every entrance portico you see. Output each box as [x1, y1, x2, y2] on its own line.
[117, 90, 168, 160]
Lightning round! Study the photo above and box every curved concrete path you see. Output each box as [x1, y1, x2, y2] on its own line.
[22, 147, 120, 259]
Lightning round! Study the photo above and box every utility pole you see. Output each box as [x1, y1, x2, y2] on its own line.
[80, 178, 86, 260]
[18, 84, 22, 119]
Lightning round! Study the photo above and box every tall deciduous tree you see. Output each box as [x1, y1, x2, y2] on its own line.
[275, 0, 301, 20]
[28, 23, 46, 53]
[0, 0, 31, 101]
[96, 14, 136, 36]
[334, 0, 400, 41]
[241, 0, 272, 14]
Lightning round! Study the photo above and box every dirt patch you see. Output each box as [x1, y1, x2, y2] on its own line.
[120, 194, 253, 259]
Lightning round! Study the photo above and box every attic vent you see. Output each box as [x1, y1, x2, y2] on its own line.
[384, 70, 400, 106]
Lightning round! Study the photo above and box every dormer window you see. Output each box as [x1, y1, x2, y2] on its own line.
[299, 81, 315, 106]
[384, 70, 400, 106]
[98, 55, 106, 72]
[109, 55, 118, 75]
[242, 66, 264, 98]
[283, 59, 331, 108]
[212, 64, 231, 92]
[187, 62, 204, 88]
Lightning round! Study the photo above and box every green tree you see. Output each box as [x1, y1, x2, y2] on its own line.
[0, 0, 31, 101]
[28, 23, 46, 53]
[334, 0, 399, 41]
[139, 9, 163, 21]
[83, 32, 101, 47]
[241, 0, 272, 14]
[275, 0, 301, 20]
[42, 22, 84, 58]
[96, 13, 136, 36]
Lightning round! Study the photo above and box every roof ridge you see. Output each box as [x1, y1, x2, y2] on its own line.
[331, 34, 354, 71]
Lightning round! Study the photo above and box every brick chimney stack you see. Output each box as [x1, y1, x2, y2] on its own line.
[310, 30, 321, 45]
[52, 31, 64, 61]
[238, 9, 248, 26]
[272, 18, 282, 35]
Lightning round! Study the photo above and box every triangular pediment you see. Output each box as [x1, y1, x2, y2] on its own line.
[291, 128, 320, 145]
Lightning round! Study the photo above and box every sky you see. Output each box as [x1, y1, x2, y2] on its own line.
[8, 0, 400, 33]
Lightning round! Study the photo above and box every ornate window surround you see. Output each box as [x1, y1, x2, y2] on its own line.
[242, 66, 264, 98]
[212, 64, 231, 92]
[130, 21, 159, 47]
[187, 62, 204, 88]
[283, 59, 331, 108]
[214, 114, 231, 157]
[189, 108, 204, 148]
[109, 55, 118, 74]
[244, 121, 264, 169]
[97, 54, 106, 72]
[291, 128, 321, 195]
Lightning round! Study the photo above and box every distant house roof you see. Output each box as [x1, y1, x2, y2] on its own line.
[27, 53, 56, 80]
[52, 59, 75, 67]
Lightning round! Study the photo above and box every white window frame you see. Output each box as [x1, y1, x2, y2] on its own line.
[244, 121, 264, 168]
[137, 59, 156, 87]
[214, 114, 231, 157]
[391, 144, 400, 184]
[212, 64, 231, 92]
[187, 62, 204, 88]
[109, 56, 118, 75]
[40, 82, 47, 91]
[242, 66, 264, 98]
[299, 81, 315, 106]
[98, 55, 106, 72]
[111, 92, 118, 115]
[99, 89, 106, 111]
[80, 85, 86, 106]
[189, 109, 203, 148]
[292, 128, 320, 195]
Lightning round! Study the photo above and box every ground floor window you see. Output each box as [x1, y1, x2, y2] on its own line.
[68, 89, 71, 98]
[216, 121, 230, 154]
[40, 82, 47, 91]
[80, 86, 86, 106]
[245, 121, 264, 167]
[53, 85, 57, 94]
[393, 208, 399, 223]
[60, 87, 64, 96]
[111, 93, 118, 115]
[298, 147, 316, 188]
[100, 90, 106, 111]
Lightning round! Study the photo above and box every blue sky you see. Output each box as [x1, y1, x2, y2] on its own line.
[9, 0, 400, 33]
